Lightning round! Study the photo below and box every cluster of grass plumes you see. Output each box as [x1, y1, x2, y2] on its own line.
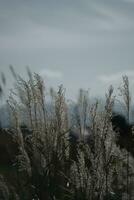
[0, 70, 134, 200]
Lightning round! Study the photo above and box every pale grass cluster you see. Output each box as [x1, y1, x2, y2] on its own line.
[0, 70, 134, 199]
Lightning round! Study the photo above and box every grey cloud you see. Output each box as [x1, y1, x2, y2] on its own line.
[0, 0, 134, 99]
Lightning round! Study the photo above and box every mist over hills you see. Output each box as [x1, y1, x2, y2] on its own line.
[1, 98, 134, 128]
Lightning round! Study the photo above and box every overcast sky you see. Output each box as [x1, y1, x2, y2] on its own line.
[0, 0, 134, 100]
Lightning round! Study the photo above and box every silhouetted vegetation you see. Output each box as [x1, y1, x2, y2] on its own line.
[0, 69, 134, 200]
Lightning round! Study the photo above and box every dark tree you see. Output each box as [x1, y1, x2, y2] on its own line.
[111, 113, 134, 156]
